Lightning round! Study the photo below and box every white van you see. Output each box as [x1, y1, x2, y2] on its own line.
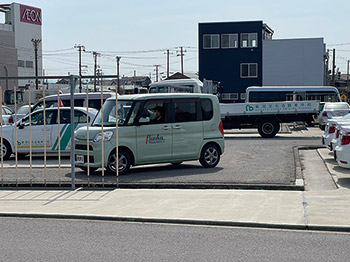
[149, 79, 203, 94]
[32, 92, 115, 112]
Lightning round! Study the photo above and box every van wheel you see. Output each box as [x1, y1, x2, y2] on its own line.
[80, 167, 98, 174]
[1, 140, 12, 160]
[258, 119, 279, 138]
[106, 149, 131, 175]
[199, 144, 220, 168]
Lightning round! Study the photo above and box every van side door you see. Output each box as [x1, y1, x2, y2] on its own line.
[171, 98, 203, 160]
[135, 99, 172, 164]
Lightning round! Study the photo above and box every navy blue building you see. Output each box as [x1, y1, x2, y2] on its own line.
[199, 21, 274, 103]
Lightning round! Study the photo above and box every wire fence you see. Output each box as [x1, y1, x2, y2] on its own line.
[0, 75, 120, 189]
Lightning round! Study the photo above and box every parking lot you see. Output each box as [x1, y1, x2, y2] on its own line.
[0, 125, 332, 189]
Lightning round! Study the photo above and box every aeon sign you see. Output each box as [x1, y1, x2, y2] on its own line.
[20, 5, 42, 25]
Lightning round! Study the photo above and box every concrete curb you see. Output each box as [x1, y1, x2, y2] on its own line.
[1, 212, 350, 233]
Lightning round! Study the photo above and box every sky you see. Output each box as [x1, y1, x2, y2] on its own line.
[1, 0, 350, 80]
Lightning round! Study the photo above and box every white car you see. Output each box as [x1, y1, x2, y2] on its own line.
[1, 106, 14, 126]
[0, 107, 97, 160]
[322, 119, 350, 150]
[317, 102, 350, 130]
[334, 126, 350, 168]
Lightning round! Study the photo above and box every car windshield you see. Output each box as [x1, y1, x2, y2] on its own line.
[325, 103, 350, 110]
[93, 100, 136, 127]
[17, 106, 30, 114]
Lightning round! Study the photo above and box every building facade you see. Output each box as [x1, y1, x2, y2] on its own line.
[0, 3, 42, 89]
[198, 20, 325, 103]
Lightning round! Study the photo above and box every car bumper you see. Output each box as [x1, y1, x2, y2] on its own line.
[74, 139, 115, 169]
[335, 146, 350, 169]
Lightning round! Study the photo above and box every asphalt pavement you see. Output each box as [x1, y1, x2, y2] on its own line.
[0, 143, 350, 232]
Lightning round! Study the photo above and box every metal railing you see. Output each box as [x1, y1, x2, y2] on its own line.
[0, 75, 120, 189]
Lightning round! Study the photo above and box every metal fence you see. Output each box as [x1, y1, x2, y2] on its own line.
[0, 75, 120, 189]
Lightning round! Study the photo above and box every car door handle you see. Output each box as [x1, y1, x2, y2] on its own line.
[162, 126, 171, 130]
[173, 125, 182, 129]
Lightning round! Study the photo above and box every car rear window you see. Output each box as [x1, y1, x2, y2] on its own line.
[325, 103, 350, 110]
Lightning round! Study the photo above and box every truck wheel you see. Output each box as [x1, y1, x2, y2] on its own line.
[106, 149, 131, 175]
[258, 119, 279, 138]
[199, 144, 220, 168]
[1, 140, 12, 160]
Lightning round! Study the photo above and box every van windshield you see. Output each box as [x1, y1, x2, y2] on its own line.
[93, 100, 135, 126]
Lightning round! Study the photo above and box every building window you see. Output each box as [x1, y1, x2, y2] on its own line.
[221, 93, 239, 101]
[240, 63, 258, 78]
[221, 34, 238, 48]
[26, 61, 34, 68]
[203, 34, 220, 49]
[18, 60, 25, 68]
[240, 33, 258, 48]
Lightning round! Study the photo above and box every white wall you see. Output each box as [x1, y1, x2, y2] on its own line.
[11, 3, 42, 87]
[262, 38, 324, 86]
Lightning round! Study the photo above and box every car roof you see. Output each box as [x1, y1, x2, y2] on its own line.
[107, 93, 216, 101]
[35, 92, 115, 102]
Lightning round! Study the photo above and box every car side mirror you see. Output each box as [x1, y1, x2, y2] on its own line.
[18, 122, 24, 129]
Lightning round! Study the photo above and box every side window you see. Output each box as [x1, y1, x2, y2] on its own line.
[74, 99, 84, 107]
[174, 100, 198, 123]
[62, 100, 70, 107]
[141, 100, 168, 124]
[201, 99, 213, 121]
[60, 110, 71, 124]
[23, 111, 56, 126]
[88, 99, 104, 110]
[74, 110, 88, 123]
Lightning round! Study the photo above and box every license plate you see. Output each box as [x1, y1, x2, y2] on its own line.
[76, 155, 84, 164]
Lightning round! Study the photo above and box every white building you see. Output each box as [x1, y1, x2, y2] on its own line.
[0, 2, 42, 89]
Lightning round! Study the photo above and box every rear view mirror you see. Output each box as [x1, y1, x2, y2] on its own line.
[18, 122, 24, 129]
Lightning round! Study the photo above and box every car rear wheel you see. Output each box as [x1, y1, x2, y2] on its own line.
[258, 119, 279, 138]
[199, 144, 220, 168]
[106, 149, 131, 175]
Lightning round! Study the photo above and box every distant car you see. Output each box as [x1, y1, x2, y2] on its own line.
[322, 116, 350, 150]
[0, 107, 98, 160]
[334, 126, 350, 168]
[317, 102, 350, 130]
[1, 105, 14, 126]
[11, 105, 32, 122]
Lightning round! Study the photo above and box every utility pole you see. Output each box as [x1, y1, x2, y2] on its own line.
[92, 52, 100, 92]
[165, 49, 173, 78]
[74, 44, 85, 93]
[116, 56, 121, 94]
[154, 65, 160, 82]
[177, 47, 186, 75]
[347, 60, 349, 102]
[31, 39, 41, 90]
[332, 48, 336, 86]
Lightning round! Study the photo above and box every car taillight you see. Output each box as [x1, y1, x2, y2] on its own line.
[329, 124, 336, 134]
[219, 120, 224, 135]
[322, 112, 327, 117]
[341, 132, 350, 145]
[336, 129, 340, 138]
[8, 116, 13, 124]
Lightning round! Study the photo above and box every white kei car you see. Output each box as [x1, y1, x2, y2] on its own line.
[0, 107, 97, 160]
[334, 126, 350, 169]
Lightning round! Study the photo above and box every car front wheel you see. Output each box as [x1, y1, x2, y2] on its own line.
[106, 149, 131, 175]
